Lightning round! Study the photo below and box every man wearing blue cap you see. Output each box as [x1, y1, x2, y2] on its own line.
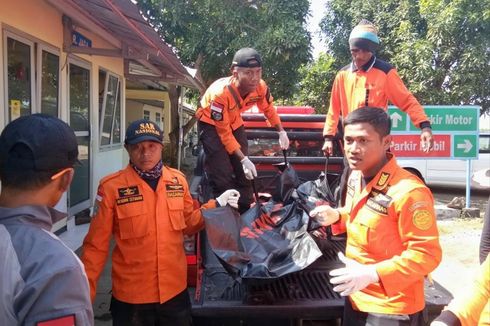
[81, 119, 239, 326]
[0, 114, 93, 325]
[322, 19, 434, 205]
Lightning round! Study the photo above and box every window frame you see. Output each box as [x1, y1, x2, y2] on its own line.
[3, 30, 36, 122]
[98, 68, 123, 150]
[37, 43, 61, 117]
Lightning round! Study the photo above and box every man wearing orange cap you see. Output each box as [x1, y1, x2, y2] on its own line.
[322, 19, 434, 205]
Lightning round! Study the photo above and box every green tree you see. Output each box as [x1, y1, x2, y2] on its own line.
[319, 0, 490, 115]
[137, 0, 311, 165]
[295, 52, 337, 113]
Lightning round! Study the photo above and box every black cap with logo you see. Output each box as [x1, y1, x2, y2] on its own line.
[231, 48, 262, 68]
[0, 114, 79, 172]
[125, 119, 163, 145]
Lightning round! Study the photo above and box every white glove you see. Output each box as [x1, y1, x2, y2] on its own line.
[309, 205, 340, 226]
[216, 189, 240, 209]
[240, 156, 257, 180]
[278, 130, 290, 150]
[329, 252, 379, 296]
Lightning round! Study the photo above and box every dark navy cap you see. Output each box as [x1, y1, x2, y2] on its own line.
[124, 119, 163, 145]
[0, 114, 79, 172]
[231, 48, 262, 68]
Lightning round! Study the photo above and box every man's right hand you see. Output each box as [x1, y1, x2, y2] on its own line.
[322, 139, 333, 156]
[309, 205, 340, 226]
[240, 156, 257, 180]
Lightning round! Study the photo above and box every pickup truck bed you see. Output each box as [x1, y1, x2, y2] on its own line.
[189, 113, 452, 325]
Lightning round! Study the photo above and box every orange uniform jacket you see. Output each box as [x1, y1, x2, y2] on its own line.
[196, 76, 281, 154]
[81, 165, 216, 304]
[323, 57, 430, 138]
[443, 254, 490, 325]
[332, 154, 442, 314]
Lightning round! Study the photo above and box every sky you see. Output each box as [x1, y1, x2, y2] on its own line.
[307, 0, 328, 59]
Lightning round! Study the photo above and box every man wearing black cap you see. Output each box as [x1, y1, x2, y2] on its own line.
[196, 47, 289, 212]
[322, 20, 434, 206]
[81, 119, 239, 326]
[0, 114, 94, 325]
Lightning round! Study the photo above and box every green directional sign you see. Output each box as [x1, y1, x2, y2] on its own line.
[410, 106, 478, 131]
[388, 106, 479, 132]
[453, 135, 478, 158]
[388, 108, 407, 131]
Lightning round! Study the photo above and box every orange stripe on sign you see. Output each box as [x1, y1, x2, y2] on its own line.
[37, 315, 75, 326]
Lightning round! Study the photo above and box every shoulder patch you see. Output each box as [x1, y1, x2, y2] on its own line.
[412, 210, 433, 230]
[372, 58, 393, 74]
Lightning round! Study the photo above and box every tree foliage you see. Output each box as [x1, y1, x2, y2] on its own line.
[318, 0, 490, 115]
[295, 52, 337, 113]
[137, 0, 311, 166]
[137, 0, 311, 99]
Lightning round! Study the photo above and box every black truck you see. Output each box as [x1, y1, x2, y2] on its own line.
[188, 113, 452, 326]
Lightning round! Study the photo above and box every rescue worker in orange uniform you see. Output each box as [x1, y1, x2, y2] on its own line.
[310, 107, 442, 325]
[196, 47, 289, 212]
[81, 119, 240, 326]
[322, 19, 434, 155]
[431, 254, 490, 326]
[323, 20, 434, 207]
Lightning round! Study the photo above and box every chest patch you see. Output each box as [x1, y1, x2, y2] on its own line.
[365, 190, 392, 215]
[166, 184, 184, 197]
[116, 185, 143, 205]
[118, 186, 139, 197]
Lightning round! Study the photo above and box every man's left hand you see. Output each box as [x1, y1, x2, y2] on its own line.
[216, 189, 240, 209]
[330, 252, 379, 296]
[420, 128, 434, 152]
[278, 130, 290, 150]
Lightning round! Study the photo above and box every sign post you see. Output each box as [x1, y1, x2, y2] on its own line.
[388, 106, 480, 207]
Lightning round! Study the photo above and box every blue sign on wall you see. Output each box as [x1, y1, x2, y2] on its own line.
[72, 31, 92, 48]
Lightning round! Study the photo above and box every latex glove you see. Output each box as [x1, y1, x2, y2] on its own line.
[420, 127, 434, 152]
[278, 130, 290, 150]
[322, 139, 333, 156]
[240, 156, 257, 180]
[216, 189, 240, 209]
[329, 252, 379, 296]
[309, 205, 340, 226]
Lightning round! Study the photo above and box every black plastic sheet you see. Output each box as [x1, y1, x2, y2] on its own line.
[202, 201, 322, 279]
[294, 171, 336, 231]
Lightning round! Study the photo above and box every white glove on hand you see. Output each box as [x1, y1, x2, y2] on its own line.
[240, 156, 257, 180]
[278, 130, 290, 150]
[309, 205, 340, 226]
[216, 189, 240, 209]
[329, 252, 379, 296]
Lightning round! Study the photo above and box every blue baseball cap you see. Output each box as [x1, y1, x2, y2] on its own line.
[124, 119, 163, 145]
